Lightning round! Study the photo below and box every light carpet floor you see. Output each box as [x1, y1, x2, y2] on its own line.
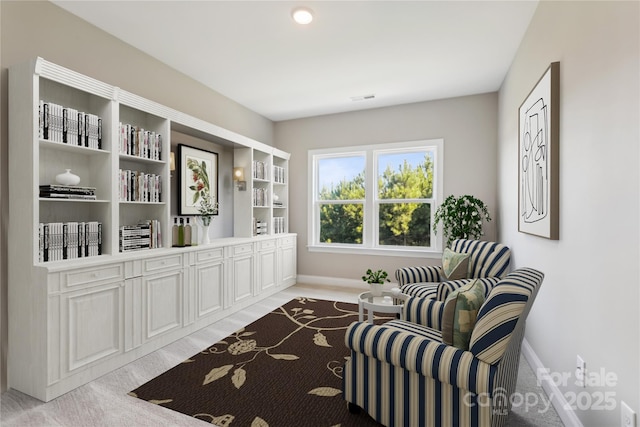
[0, 284, 564, 427]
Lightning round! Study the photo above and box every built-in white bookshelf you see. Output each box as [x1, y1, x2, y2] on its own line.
[8, 57, 295, 402]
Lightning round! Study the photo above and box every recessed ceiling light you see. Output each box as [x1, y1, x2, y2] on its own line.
[292, 7, 314, 25]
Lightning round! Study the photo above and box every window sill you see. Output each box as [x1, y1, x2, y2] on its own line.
[307, 245, 442, 259]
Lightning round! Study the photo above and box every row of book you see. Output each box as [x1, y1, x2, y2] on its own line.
[253, 187, 269, 207]
[273, 166, 285, 184]
[39, 100, 102, 149]
[273, 217, 286, 234]
[119, 220, 162, 252]
[119, 123, 162, 161]
[39, 184, 96, 200]
[39, 221, 102, 262]
[119, 169, 162, 203]
[253, 218, 268, 236]
[252, 160, 269, 180]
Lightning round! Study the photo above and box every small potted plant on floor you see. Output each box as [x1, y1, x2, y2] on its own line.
[362, 268, 390, 297]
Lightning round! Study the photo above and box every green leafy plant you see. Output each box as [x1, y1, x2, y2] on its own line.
[361, 269, 390, 285]
[197, 193, 219, 226]
[433, 195, 492, 247]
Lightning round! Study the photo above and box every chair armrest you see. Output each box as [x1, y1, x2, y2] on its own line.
[436, 277, 500, 300]
[403, 296, 444, 330]
[345, 321, 496, 394]
[395, 265, 443, 286]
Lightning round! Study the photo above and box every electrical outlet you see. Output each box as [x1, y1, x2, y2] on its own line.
[621, 401, 637, 427]
[575, 355, 586, 387]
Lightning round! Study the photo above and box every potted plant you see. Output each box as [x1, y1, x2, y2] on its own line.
[362, 268, 390, 297]
[433, 194, 492, 247]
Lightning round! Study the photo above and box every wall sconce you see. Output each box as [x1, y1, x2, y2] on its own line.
[233, 167, 246, 191]
[170, 152, 176, 177]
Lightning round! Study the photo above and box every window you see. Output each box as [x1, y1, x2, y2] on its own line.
[308, 139, 443, 257]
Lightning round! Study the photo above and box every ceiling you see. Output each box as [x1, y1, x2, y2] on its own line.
[50, 1, 539, 122]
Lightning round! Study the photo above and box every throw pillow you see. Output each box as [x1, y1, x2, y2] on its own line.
[442, 248, 469, 280]
[441, 279, 486, 350]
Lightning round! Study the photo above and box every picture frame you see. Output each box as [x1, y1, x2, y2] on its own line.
[518, 61, 560, 240]
[178, 144, 219, 216]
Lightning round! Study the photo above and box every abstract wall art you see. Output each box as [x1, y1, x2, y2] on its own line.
[518, 62, 560, 239]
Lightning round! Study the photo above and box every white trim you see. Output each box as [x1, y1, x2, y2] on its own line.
[521, 338, 584, 427]
[307, 245, 442, 259]
[296, 274, 400, 290]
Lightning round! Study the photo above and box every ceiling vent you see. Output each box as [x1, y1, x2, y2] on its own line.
[350, 94, 376, 102]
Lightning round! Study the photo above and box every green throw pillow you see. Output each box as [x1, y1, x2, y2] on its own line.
[441, 279, 485, 350]
[442, 248, 469, 280]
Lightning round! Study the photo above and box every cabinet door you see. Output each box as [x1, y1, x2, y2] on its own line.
[60, 281, 124, 375]
[231, 255, 254, 303]
[142, 269, 183, 341]
[196, 260, 224, 319]
[258, 249, 277, 293]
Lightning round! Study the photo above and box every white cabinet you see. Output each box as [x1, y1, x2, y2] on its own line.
[60, 281, 124, 374]
[278, 235, 297, 287]
[229, 243, 255, 303]
[193, 247, 225, 320]
[257, 239, 277, 293]
[8, 56, 296, 403]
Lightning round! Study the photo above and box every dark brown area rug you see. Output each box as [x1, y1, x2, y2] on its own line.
[129, 297, 390, 427]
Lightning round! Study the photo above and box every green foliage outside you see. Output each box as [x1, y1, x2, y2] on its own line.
[319, 154, 433, 247]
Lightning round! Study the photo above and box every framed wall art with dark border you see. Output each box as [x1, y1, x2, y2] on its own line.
[178, 144, 218, 216]
[518, 61, 560, 240]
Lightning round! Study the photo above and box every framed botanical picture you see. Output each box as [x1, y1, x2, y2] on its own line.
[518, 61, 560, 240]
[178, 144, 218, 215]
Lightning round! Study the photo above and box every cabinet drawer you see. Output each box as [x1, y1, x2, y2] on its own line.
[62, 264, 124, 290]
[258, 239, 276, 250]
[196, 248, 224, 263]
[143, 254, 183, 274]
[232, 243, 253, 256]
[279, 236, 296, 247]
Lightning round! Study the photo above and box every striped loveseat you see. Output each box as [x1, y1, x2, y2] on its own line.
[343, 268, 544, 427]
[395, 239, 511, 301]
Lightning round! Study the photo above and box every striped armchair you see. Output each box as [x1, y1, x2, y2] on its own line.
[395, 239, 511, 301]
[344, 268, 544, 427]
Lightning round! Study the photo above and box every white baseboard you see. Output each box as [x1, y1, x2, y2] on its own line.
[296, 274, 400, 291]
[521, 338, 583, 427]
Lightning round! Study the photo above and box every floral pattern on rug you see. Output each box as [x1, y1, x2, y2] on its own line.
[130, 297, 390, 427]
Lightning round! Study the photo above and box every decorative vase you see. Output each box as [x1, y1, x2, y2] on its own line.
[55, 169, 80, 186]
[370, 284, 384, 297]
[198, 216, 212, 245]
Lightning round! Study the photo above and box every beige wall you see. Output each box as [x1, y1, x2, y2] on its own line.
[0, 0, 275, 393]
[498, 1, 639, 424]
[275, 93, 499, 283]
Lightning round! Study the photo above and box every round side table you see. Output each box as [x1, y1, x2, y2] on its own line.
[358, 288, 409, 323]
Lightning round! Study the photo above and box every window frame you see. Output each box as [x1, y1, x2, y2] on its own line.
[308, 139, 444, 258]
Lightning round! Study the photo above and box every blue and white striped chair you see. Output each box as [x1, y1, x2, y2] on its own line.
[343, 268, 544, 427]
[395, 239, 511, 301]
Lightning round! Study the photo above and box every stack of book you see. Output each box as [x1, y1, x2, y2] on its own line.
[253, 218, 268, 236]
[38, 221, 102, 262]
[118, 170, 162, 203]
[253, 187, 269, 207]
[119, 220, 162, 252]
[118, 123, 162, 161]
[39, 100, 102, 149]
[39, 185, 96, 200]
[273, 217, 285, 234]
[252, 160, 268, 180]
[273, 165, 285, 184]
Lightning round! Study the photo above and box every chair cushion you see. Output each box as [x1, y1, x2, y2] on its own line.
[441, 279, 485, 350]
[442, 248, 469, 279]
